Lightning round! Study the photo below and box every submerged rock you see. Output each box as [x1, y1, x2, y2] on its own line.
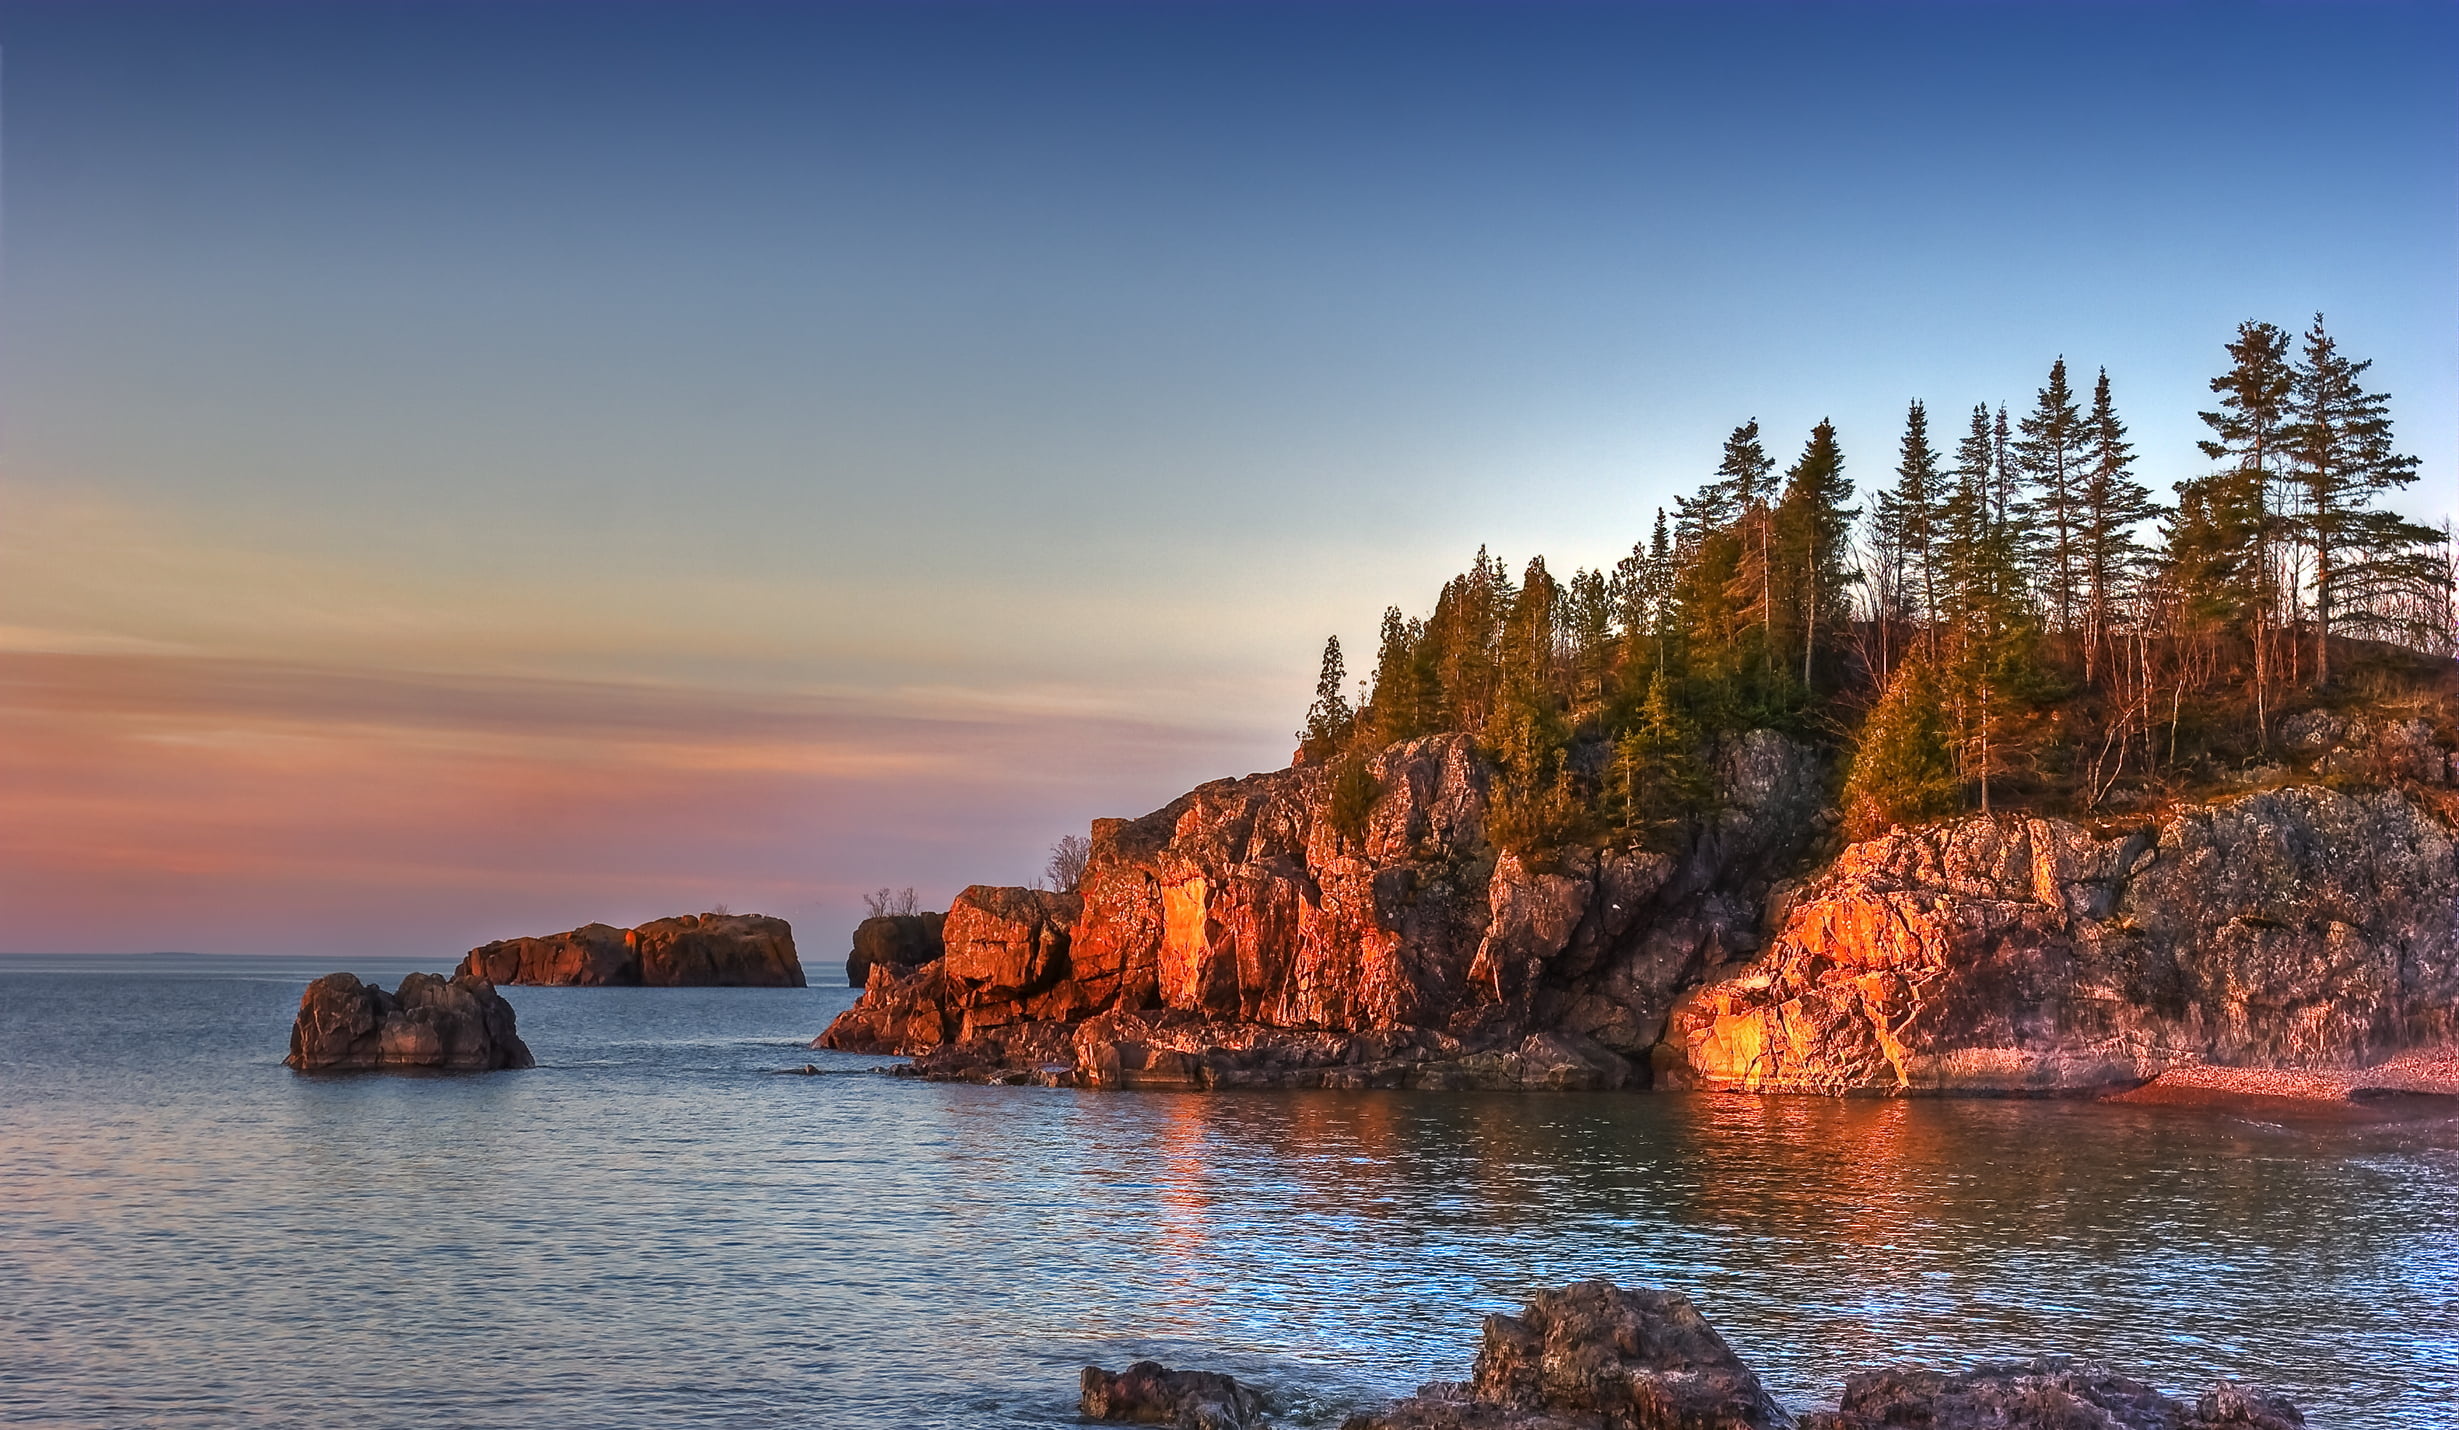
[1797, 1356, 2306, 1429]
[1345, 1281, 1788, 1430]
[1319, 1282, 2303, 1430]
[1081, 1361, 1265, 1429]
[285, 971, 534, 1072]
[459, 913, 805, 987]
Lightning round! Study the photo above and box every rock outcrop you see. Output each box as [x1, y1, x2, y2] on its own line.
[821, 709, 2459, 1094]
[1081, 1361, 1265, 1429]
[1657, 786, 2459, 1094]
[459, 913, 804, 987]
[285, 971, 534, 1072]
[1797, 1357, 2306, 1429]
[819, 732, 1828, 1087]
[1347, 1281, 1789, 1430]
[1319, 1282, 2302, 1430]
[847, 912, 945, 987]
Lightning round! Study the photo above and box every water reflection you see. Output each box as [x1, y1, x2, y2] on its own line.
[2, 960, 2454, 1428]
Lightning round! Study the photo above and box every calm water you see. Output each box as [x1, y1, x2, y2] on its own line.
[2, 957, 2454, 1428]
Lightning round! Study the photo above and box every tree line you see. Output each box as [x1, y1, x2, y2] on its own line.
[1297, 316, 2453, 848]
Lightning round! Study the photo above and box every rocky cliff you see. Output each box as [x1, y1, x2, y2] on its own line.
[1657, 784, 2459, 1094]
[286, 971, 534, 1072]
[460, 913, 804, 987]
[822, 714, 2459, 1094]
[820, 732, 1828, 1088]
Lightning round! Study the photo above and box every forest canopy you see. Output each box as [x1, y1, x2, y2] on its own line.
[1296, 317, 2456, 848]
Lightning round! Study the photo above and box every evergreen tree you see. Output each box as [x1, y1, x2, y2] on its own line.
[1840, 657, 1961, 839]
[2078, 367, 2157, 682]
[2281, 315, 2431, 685]
[1563, 566, 1613, 709]
[1297, 636, 1354, 758]
[1610, 666, 1708, 849]
[1771, 418, 1858, 690]
[2017, 358, 2088, 633]
[2194, 319, 2294, 736]
[1870, 399, 1941, 666]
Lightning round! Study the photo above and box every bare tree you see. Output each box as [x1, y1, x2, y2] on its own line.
[1039, 834, 1091, 894]
[862, 887, 919, 919]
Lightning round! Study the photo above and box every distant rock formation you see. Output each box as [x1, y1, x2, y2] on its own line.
[847, 911, 945, 988]
[1080, 1361, 1264, 1429]
[459, 913, 804, 987]
[1322, 1280, 2303, 1430]
[285, 971, 534, 1072]
[1656, 786, 2459, 1094]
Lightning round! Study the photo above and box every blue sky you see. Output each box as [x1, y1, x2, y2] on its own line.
[1, 1, 2451, 952]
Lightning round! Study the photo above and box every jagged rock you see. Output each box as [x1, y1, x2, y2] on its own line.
[459, 913, 804, 987]
[1797, 1356, 2306, 1429]
[1081, 1361, 1265, 1429]
[1343, 1281, 1789, 1430]
[847, 912, 944, 987]
[285, 972, 534, 1072]
[1658, 787, 2459, 1094]
[818, 734, 1824, 1083]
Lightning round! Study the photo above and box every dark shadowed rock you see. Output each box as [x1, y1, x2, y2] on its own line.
[1081, 1361, 1265, 1429]
[1797, 1356, 2306, 1429]
[459, 912, 804, 987]
[285, 971, 534, 1072]
[848, 912, 945, 986]
[1346, 1281, 1789, 1430]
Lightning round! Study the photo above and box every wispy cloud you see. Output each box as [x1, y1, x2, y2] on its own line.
[0, 650, 1266, 957]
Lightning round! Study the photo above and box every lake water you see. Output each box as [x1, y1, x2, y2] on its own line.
[2, 955, 2454, 1428]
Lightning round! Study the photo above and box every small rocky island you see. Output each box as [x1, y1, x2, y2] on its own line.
[285, 971, 534, 1072]
[459, 912, 805, 987]
[1081, 1280, 2305, 1429]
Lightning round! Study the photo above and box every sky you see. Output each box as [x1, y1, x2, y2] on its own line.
[1, 0, 2453, 957]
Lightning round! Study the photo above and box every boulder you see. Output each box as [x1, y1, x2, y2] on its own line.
[1082, 1361, 1265, 1429]
[459, 913, 804, 987]
[848, 912, 945, 987]
[1344, 1281, 1788, 1430]
[285, 971, 534, 1072]
[1798, 1356, 2306, 1429]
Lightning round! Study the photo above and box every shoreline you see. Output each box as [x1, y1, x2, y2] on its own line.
[2103, 1044, 2459, 1120]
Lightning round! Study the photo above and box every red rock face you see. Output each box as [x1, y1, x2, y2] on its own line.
[458, 913, 804, 987]
[285, 971, 534, 1072]
[818, 732, 1829, 1088]
[1659, 788, 2459, 1095]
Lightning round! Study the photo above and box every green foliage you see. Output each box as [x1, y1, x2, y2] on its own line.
[1296, 635, 1355, 759]
[1286, 317, 2443, 830]
[1842, 658, 1962, 838]
[1327, 755, 1381, 843]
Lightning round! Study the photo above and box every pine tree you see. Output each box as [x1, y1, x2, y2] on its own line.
[1562, 566, 1613, 709]
[2078, 367, 2157, 683]
[1771, 418, 1858, 691]
[1841, 657, 1961, 839]
[2281, 315, 2430, 686]
[1610, 666, 1708, 849]
[1298, 635, 1354, 758]
[1870, 399, 1941, 668]
[2017, 357, 2088, 634]
[2195, 319, 2294, 739]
